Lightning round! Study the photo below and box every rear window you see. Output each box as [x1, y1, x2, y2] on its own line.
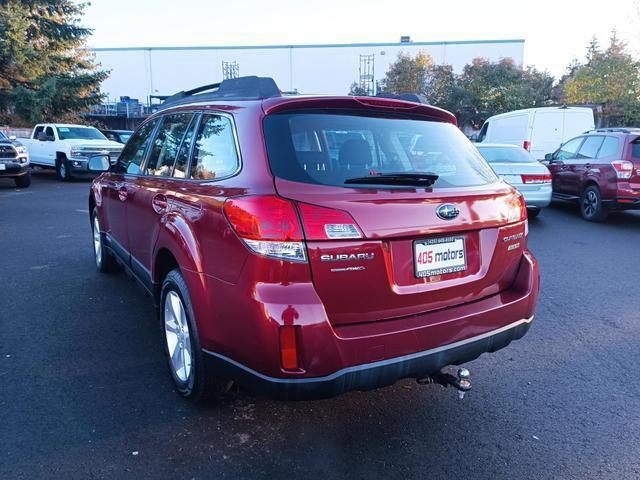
[263, 112, 497, 189]
[477, 146, 538, 164]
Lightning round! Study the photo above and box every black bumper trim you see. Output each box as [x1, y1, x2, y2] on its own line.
[203, 316, 534, 400]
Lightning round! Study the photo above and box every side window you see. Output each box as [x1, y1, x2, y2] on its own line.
[600, 137, 621, 159]
[555, 137, 584, 160]
[104, 132, 117, 141]
[191, 114, 239, 180]
[34, 126, 44, 138]
[145, 113, 193, 177]
[45, 126, 55, 140]
[576, 136, 604, 159]
[117, 119, 158, 175]
[173, 115, 197, 179]
[477, 122, 488, 142]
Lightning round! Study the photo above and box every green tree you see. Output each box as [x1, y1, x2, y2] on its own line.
[378, 51, 433, 95]
[456, 58, 554, 128]
[0, 1, 107, 126]
[562, 32, 640, 125]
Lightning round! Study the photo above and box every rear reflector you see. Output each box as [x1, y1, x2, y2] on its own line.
[279, 326, 299, 370]
[521, 174, 552, 184]
[224, 196, 306, 262]
[611, 160, 634, 179]
[297, 203, 363, 240]
[523, 140, 531, 151]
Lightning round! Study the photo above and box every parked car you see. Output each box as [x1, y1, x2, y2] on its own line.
[476, 143, 551, 218]
[543, 128, 640, 221]
[0, 130, 31, 187]
[88, 76, 539, 401]
[21, 123, 124, 181]
[476, 106, 595, 160]
[100, 129, 133, 144]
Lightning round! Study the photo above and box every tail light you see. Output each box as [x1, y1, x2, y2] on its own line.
[523, 140, 531, 151]
[279, 325, 300, 370]
[507, 193, 527, 224]
[521, 174, 552, 184]
[297, 203, 363, 240]
[223, 195, 306, 262]
[611, 160, 634, 179]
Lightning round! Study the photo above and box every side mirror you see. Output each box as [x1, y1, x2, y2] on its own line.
[544, 153, 554, 161]
[36, 132, 47, 141]
[9, 135, 16, 141]
[88, 155, 111, 173]
[469, 133, 478, 142]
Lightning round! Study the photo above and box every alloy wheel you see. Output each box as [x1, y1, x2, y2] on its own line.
[583, 190, 598, 218]
[164, 291, 192, 383]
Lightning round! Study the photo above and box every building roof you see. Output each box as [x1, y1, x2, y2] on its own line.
[92, 38, 525, 53]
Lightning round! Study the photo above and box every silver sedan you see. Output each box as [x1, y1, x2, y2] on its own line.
[477, 143, 552, 218]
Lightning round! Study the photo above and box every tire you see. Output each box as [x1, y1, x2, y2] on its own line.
[56, 155, 72, 182]
[14, 173, 31, 188]
[580, 185, 608, 222]
[160, 269, 222, 401]
[91, 209, 118, 273]
[527, 208, 541, 219]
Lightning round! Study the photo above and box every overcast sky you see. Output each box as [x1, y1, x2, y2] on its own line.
[83, 0, 639, 79]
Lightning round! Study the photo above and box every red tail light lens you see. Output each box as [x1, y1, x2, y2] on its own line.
[279, 325, 299, 370]
[223, 196, 306, 262]
[521, 174, 552, 184]
[611, 160, 634, 179]
[523, 140, 531, 151]
[297, 203, 363, 240]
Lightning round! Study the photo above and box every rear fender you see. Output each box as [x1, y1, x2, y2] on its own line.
[153, 211, 205, 282]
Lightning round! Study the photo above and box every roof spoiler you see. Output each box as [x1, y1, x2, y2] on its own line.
[159, 76, 281, 109]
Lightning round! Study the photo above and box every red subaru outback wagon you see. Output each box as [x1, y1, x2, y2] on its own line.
[88, 77, 539, 400]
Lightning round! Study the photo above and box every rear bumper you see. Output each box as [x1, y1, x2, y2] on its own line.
[204, 316, 533, 400]
[192, 250, 539, 400]
[517, 184, 552, 209]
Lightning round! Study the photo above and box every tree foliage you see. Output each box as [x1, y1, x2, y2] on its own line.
[375, 51, 554, 129]
[0, 1, 107, 126]
[562, 32, 640, 125]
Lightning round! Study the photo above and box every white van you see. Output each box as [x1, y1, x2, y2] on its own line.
[476, 107, 595, 160]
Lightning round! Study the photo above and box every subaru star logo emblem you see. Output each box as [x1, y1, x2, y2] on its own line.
[436, 204, 460, 220]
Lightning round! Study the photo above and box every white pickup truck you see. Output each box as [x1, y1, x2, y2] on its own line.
[21, 123, 124, 181]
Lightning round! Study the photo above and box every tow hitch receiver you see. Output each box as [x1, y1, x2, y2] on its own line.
[417, 368, 472, 399]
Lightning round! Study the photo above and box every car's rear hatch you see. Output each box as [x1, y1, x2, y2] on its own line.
[263, 102, 528, 327]
[276, 179, 526, 326]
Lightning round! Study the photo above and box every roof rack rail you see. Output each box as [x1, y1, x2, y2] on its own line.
[585, 127, 640, 134]
[375, 92, 429, 104]
[159, 76, 281, 109]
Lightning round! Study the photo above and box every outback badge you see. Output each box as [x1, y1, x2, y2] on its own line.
[436, 203, 460, 220]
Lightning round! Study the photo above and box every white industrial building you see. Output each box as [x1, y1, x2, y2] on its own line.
[93, 38, 524, 103]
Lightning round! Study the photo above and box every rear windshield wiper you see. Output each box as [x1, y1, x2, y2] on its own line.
[344, 172, 439, 187]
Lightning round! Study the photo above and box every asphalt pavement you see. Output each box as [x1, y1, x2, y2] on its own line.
[1, 171, 639, 479]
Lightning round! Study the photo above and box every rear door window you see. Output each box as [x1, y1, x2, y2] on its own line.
[190, 114, 240, 180]
[144, 113, 193, 177]
[576, 136, 604, 159]
[555, 137, 584, 160]
[263, 112, 497, 189]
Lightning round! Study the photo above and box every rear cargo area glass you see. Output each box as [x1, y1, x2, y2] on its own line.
[264, 112, 497, 189]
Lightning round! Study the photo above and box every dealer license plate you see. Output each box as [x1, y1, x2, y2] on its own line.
[414, 236, 467, 278]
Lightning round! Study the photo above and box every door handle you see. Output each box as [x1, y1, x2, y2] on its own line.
[152, 194, 168, 214]
[118, 186, 128, 202]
